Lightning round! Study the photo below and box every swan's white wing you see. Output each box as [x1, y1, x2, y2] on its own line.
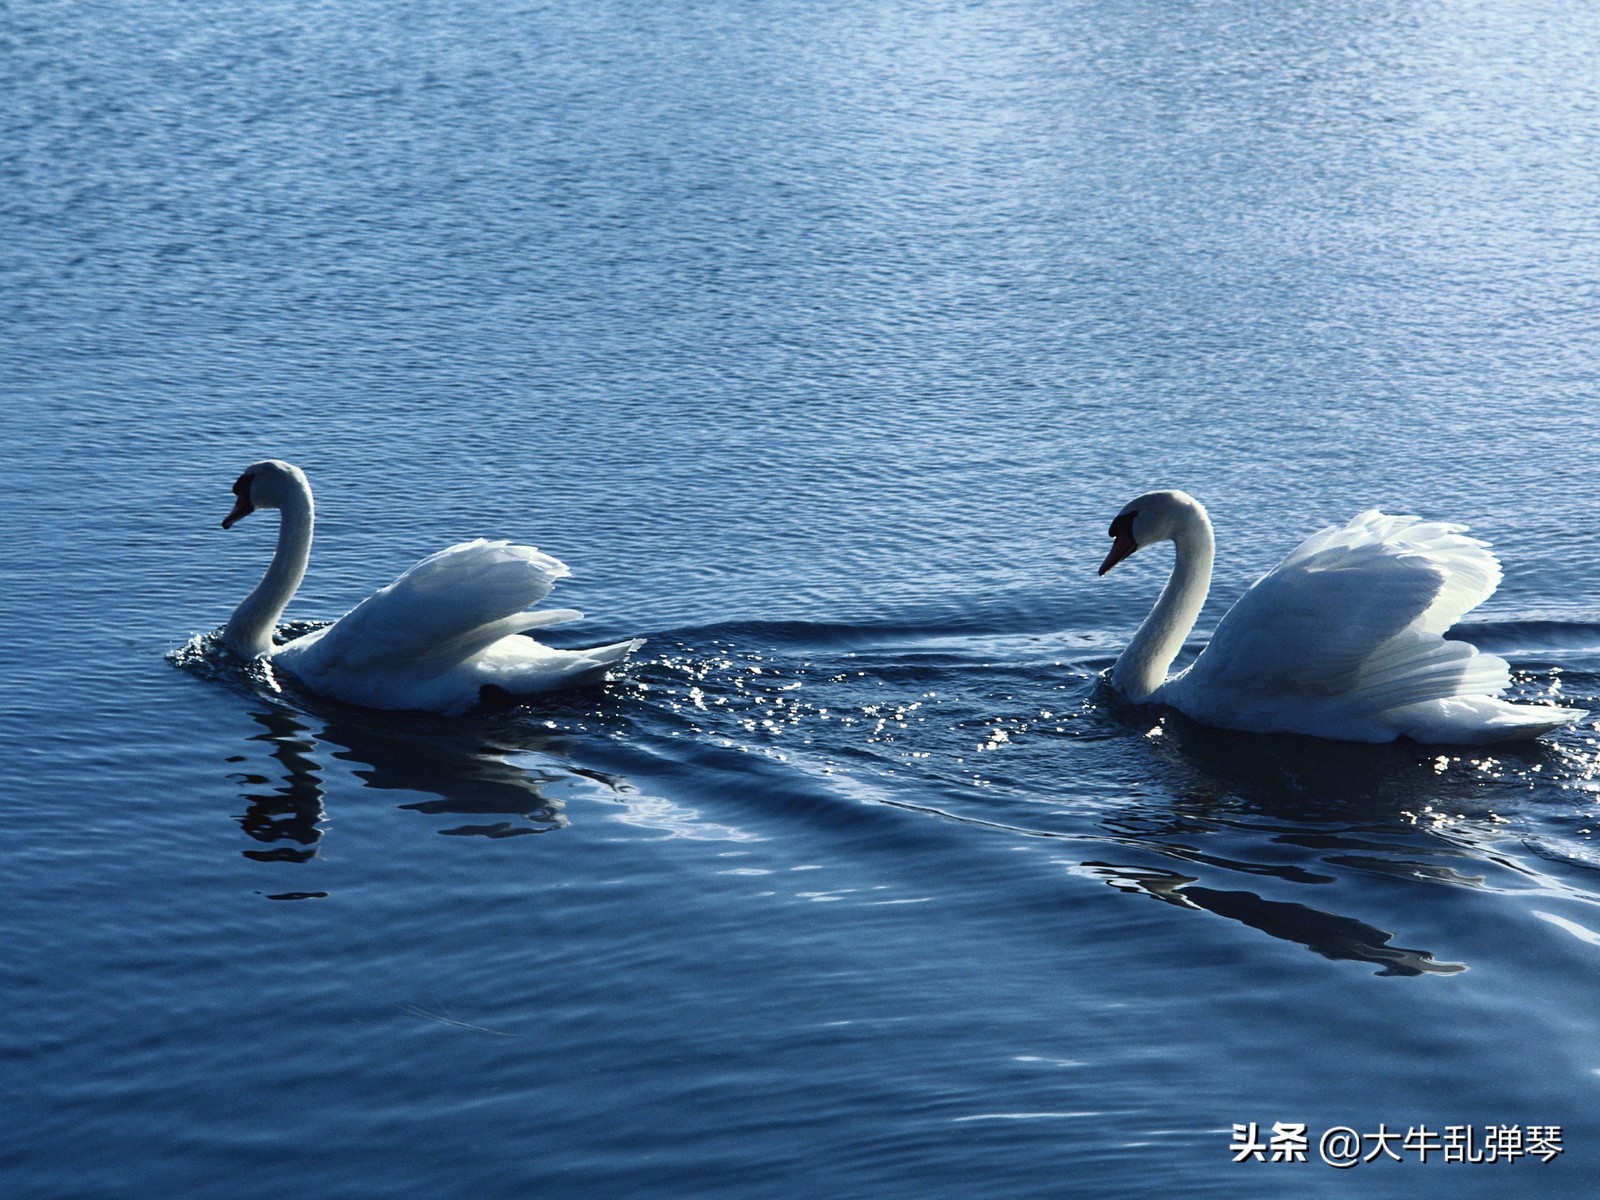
[1181, 511, 1500, 701]
[1276, 510, 1501, 635]
[284, 539, 579, 677]
[1156, 509, 1579, 743]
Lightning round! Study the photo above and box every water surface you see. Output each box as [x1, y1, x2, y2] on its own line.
[5, 1, 1600, 1196]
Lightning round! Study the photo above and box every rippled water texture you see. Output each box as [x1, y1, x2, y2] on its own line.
[5, 1, 1600, 1196]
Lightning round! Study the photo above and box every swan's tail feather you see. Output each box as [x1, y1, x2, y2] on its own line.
[486, 637, 647, 699]
[587, 635, 644, 663]
[561, 637, 647, 676]
[1386, 697, 1588, 745]
[1351, 627, 1584, 743]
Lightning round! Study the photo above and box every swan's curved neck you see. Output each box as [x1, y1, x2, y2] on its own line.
[1111, 510, 1214, 702]
[224, 483, 314, 658]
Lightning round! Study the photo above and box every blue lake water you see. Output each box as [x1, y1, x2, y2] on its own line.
[5, 1, 1600, 1195]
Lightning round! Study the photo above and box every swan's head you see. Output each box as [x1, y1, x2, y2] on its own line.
[222, 460, 308, 529]
[1099, 489, 1205, 575]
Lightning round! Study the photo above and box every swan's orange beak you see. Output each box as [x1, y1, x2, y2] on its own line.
[1099, 511, 1139, 576]
[222, 495, 254, 529]
[223, 471, 257, 529]
[1098, 530, 1137, 575]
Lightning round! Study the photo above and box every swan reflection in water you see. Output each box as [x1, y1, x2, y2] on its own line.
[231, 707, 326, 862]
[1076, 860, 1464, 977]
[228, 702, 625, 869]
[1068, 700, 1599, 975]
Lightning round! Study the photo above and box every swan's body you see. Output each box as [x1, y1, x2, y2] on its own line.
[1098, 490, 1585, 745]
[220, 460, 642, 714]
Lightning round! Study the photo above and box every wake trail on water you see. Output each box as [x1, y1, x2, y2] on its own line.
[169, 611, 1600, 843]
[165, 614, 1600, 970]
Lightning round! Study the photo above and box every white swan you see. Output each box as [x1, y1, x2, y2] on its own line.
[220, 460, 643, 714]
[1097, 490, 1585, 744]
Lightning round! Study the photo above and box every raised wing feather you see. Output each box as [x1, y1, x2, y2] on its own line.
[1277, 510, 1501, 635]
[287, 539, 577, 675]
[1184, 511, 1502, 701]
